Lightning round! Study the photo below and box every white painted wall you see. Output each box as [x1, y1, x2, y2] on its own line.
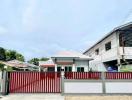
[63, 80, 132, 94]
[85, 32, 118, 71]
[56, 59, 73, 62]
[75, 60, 89, 72]
[64, 82, 102, 93]
[55, 60, 89, 72]
[106, 82, 132, 93]
[119, 47, 132, 59]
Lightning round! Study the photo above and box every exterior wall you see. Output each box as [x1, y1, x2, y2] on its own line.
[84, 32, 118, 71]
[63, 78, 132, 94]
[39, 57, 90, 72]
[75, 60, 89, 72]
[56, 60, 89, 72]
[56, 59, 73, 62]
[64, 81, 102, 93]
[106, 82, 132, 93]
[119, 47, 132, 59]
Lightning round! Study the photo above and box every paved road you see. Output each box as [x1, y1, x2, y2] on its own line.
[1, 94, 64, 100]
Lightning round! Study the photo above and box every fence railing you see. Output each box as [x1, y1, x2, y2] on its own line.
[65, 72, 132, 79]
[105, 72, 132, 79]
[9, 72, 61, 93]
[2, 71, 132, 95]
[65, 72, 101, 79]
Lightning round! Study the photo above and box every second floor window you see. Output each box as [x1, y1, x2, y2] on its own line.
[95, 49, 99, 55]
[105, 42, 111, 51]
[119, 30, 132, 47]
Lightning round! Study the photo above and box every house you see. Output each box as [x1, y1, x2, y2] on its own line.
[39, 59, 55, 72]
[1, 60, 39, 71]
[83, 22, 132, 72]
[39, 51, 92, 72]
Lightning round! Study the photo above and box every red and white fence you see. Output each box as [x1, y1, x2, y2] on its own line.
[65, 72, 101, 79]
[9, 72, 61, 93]
[7, 71, 132, 94]
[105, 72, 132, 79]
[65, 72, 132, 79]
[63, 72, 132, 94]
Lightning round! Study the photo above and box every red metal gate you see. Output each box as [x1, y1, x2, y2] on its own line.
[8, 72, 61, 93]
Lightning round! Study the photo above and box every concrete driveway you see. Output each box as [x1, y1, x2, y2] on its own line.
[1, 94, 64, 100]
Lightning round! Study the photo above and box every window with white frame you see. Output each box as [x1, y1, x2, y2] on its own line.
[77, 67, 84, 72]
[65, 66, 72, 72]
[57, 66, 61, 72]
[47, 67, 55, 72]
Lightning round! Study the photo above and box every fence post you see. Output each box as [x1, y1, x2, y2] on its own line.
[0, 71, 2, 94]
[61, 66, 65, 95]
[101, 72, 106, 94]
[1, 71, 8, 95]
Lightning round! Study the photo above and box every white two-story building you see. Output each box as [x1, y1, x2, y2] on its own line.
[83, 22, 132, 72]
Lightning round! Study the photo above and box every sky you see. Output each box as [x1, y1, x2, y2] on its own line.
[0, 0, 132, 60]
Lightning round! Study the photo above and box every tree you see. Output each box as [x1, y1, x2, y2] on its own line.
[28, 57, 49, 66]
[5, 50, 11, 61]
[0, 47, 6, 61]
[0, 47, 25, 62]
[9, 50, 17, 60]
[5, 49, 25, 61]
[16, 53, 25, 62]
[28, 58, 39, 66]
[40, 57, 49, 61]
[0, 63, 5, 70]
[6, 66, 13, 71]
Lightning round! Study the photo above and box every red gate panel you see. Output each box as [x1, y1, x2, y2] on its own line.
[9, 72, 61, 93]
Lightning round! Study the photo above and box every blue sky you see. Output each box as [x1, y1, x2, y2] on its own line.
[0, 0, 132, 60]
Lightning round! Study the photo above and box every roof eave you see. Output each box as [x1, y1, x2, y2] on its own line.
[83, 22, 132, 54]
[51, 57, 79, 59]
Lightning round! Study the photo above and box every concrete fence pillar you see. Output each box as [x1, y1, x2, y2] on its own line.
[55, 64, 57, 72]
[72, 64, 76, 72]
[101, 72, 106, 94]
[61, 66, 65, 95]
[0, 71, 2, 94]
[1, 71, 8, 95]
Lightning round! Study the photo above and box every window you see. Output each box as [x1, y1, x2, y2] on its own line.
[105, 42, 111, 51]
[119, 30, 132, 47]
[77, 67, 84, 72]
[95, 48, 99, 55]
[65, 66, 72, 72]
[57, 66, 61, 72]
[47, 67, 55, 72]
